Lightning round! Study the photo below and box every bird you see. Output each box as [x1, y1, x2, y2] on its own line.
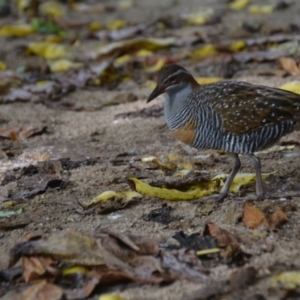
[147, 64, 300, 202]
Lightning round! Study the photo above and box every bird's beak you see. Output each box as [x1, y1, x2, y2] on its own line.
[147, 85, 165, 103]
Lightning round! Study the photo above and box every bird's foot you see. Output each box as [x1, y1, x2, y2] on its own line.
[196, 192, 235, 203]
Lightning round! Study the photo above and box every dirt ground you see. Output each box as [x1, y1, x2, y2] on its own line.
[1, 0, 300, 299]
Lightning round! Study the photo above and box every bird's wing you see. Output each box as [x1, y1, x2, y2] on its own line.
[196, 81, 300, 135]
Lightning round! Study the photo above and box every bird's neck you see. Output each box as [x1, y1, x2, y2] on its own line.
[164, 83, 193, 120]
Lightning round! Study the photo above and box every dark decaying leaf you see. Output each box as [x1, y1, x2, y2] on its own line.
[173, 231, 217, 251]
[0, 266, 22, 281]
[204, 221, 241, 260]
[229, 267, 257, 289]
[8, 229, 207, 297]
[142, 204, 180, 224]
[9, 160, 67, 201]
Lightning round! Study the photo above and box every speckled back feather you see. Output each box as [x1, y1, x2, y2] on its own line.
[194, 81, 300, 135]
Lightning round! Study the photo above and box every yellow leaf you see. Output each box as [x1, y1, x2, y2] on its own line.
[191, 44, 217, 57]
[141, 80, 156, 89]
[230, 40, 246, 52]
[62, 266, 89, 276]
[271, 271, 300, 289]
[197, 248, 220, 256]
[81, 191, 142, 208]
[89, 21, 103, 32]
[128, 177, 215, 201]
[279, 81, 300, 95]
[44, 35, 64, 43]
[40, 1, 66, 18]
[181, 8, 214, 25]
[48, 59, 82, 72]
[195, 77, 223, 84]
[17, 0, 31, 12]
[0, 24, 35, 37]
[249, 5, 274, 14]
[212, 173, 271, 193]
[99, 294, 126, 300]
[135, 49, 153, 57]
[118, 0, 134, 9]
[27, 42, 68, 59]
[5, 201, 15, 209]
[144, 58, 165, 73]
[229, 0, 249, 11]
[107, 19, 127, 30]
[256, 145, 295, 155]
[114, 54, 132, 65]
[0, 62, 7, 70]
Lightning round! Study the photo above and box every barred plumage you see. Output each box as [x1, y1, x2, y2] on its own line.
[147, 64, 300, 202]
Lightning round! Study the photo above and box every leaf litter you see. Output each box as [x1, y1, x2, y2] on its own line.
[0, 0, 300, 299]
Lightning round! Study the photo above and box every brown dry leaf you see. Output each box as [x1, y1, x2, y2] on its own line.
[279, 57, 300, 75]
[97, 231, 163, 284]
[161, 249, 207, 281]
[242, 201, 269, 229]
[9, 280, 63, 300]
[0, 213, 31, 230]
[266, 207, 288, 229]
[243, 202, 287, 230]
[204, 221, 240, 259]
[9, 231, 105, 267]
[0, 126, 47, 141]
[22, 256, 58, 282]
[97, 230, 207, 283]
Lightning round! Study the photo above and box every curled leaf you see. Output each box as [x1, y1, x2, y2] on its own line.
[212, 173, 271, 193]
[128, 177, 214, 201]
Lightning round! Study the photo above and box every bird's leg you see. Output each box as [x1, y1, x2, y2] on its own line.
[215, 153, 241, 203]
[247, 154, 265, 200]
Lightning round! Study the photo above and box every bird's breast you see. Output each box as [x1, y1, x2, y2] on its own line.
[172, 121, 197, 145]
